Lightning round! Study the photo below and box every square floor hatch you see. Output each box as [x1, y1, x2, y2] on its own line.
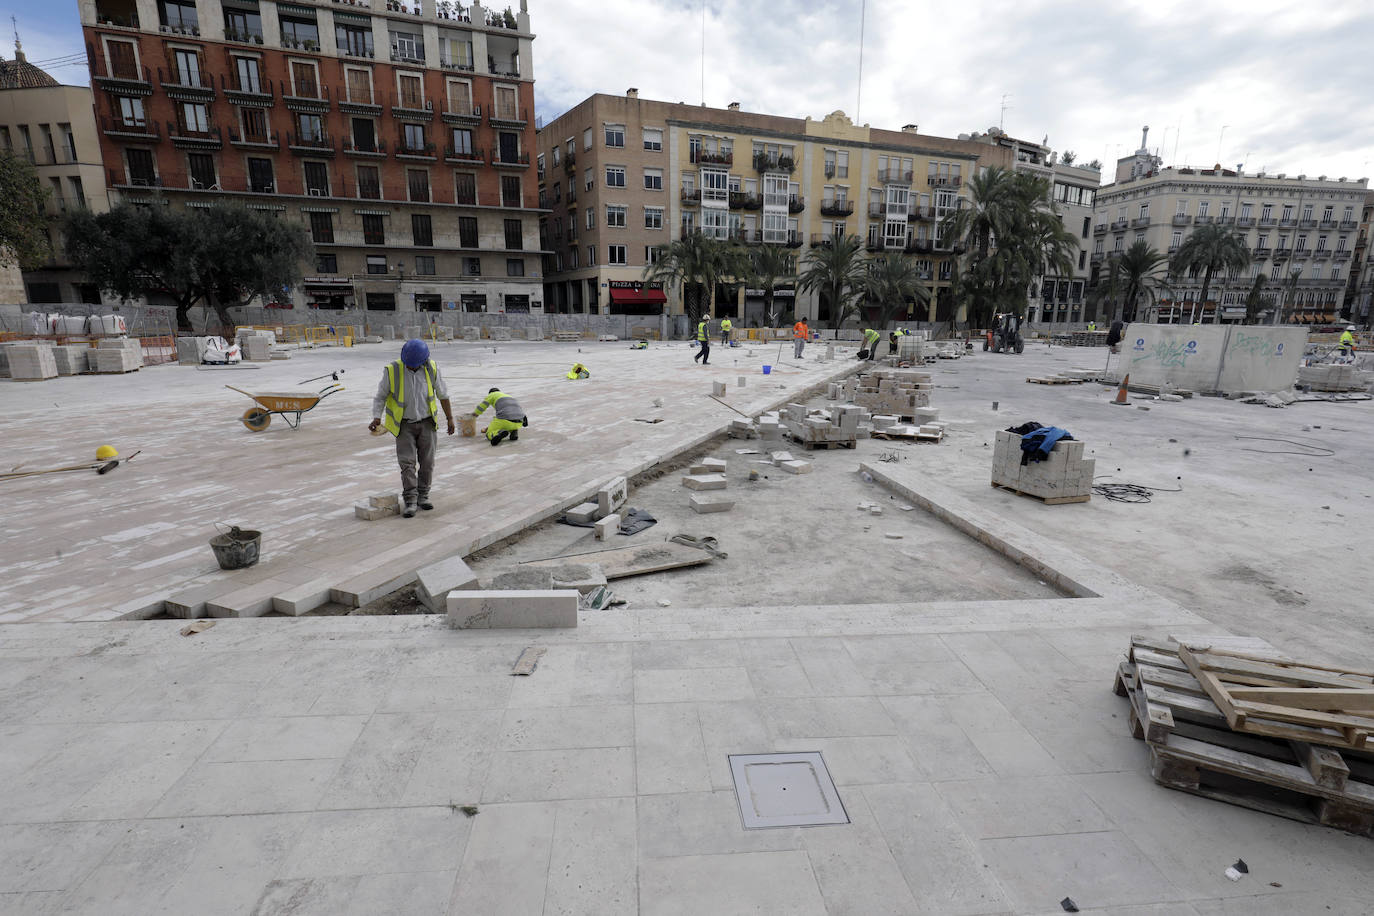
[728, 752, 849, 829]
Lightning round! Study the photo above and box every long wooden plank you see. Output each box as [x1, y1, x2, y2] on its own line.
[1230, 700, 1373, 734]
[1184, 648, 1374, 690]
[1228, 687, 1374, 713]
[1193, 645, 1374, 681]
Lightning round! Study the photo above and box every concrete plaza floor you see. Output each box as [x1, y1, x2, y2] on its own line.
[1, 338, 1372, 914]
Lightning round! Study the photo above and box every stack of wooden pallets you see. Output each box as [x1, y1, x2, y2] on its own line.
[1114, 635, 1374, 836]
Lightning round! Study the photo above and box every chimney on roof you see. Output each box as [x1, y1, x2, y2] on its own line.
[626, 88, 638, 98]
[727, 102, 740, 111]
[901, 124, 918, 133]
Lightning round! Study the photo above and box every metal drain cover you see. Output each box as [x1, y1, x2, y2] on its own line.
[728, 752, 849, 829]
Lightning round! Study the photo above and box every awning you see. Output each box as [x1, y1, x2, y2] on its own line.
[608, 287, 667, 306]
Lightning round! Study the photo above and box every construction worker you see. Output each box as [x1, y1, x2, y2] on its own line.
[693, 316, 711, 365]
[888, 327, 906, 356]
[720, 316, 733, 346]
[792, 316, 809, 359]
[566, 362, 590, 379]
[1087, 321, 1097, 332]
[861, 327, 881, 360]
[475, 387, 527, 446]
[368, 339, 455, 518]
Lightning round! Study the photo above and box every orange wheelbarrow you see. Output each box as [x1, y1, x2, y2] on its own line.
[227, 383, 344, 431]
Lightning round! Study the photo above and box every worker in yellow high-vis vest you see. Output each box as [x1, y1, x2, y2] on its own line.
[474, 387, 528, 446]
[368, 339, 455, 517]
[693, 317, 711, 365]
[720, 317, 733, 346]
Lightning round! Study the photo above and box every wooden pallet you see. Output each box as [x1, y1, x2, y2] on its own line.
[1026, 376, 1083, 385]
[551, 331, 582, 342]
[791, 438, 857, 451]
[1114, 641, 1374, 835]
[989, 481, 1090, 505]
[871, 429, 943, 443]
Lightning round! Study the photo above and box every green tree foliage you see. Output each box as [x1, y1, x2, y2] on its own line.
[798, 233, 866, 328]
[0, 151, 52, 269]
[862, 253, 931, 327]
[938, 167, 1077, 328]
[1243, 272, 1270, 324]
[1088, 240, 1171, 322]
[64, 202, 312, 331]
[743, 243, 797, 326]
[1168, 222, 1251, 308]
[643, 232, 748, 327]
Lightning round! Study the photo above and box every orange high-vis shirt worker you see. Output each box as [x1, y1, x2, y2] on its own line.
[792, 319, 810, 359]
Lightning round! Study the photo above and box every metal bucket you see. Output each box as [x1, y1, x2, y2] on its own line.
[209, 526, 261, 570]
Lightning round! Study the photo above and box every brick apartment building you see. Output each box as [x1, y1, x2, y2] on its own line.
[79, 0, 545, 315]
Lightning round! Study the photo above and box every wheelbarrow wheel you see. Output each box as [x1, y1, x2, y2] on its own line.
[241, 408, 272, 431]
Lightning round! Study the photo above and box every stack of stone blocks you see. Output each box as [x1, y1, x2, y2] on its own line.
[843, 369, 932, 419]
[92, 338, 142, 373]
[566, 476, 629, 537]
[683, 457, 734, 513]
[991, 430, 1094, 501]
[1297, 364, 1370, 393]
[52, 345, 89, 376]
[780, 402, 859, 446]
[6, 343, 58, 380]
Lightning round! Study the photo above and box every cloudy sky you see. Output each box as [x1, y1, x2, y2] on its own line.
[13, 0, 1373, 183]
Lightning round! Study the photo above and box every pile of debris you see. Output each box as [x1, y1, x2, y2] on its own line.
[1298, 364, 1372, 393]
[1116, 635, 1374, 836]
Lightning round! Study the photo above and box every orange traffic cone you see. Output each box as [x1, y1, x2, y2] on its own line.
[1111, 374, 1130, 405]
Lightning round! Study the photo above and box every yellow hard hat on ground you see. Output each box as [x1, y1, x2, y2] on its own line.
[96, 445, 119, 461]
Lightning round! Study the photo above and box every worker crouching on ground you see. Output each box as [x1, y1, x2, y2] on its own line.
[475, 387, 528, 446]
[368, 339, 455, 518]
[566, 362, 590, 379]
[693, 317, 711, 365]
[888, 328, 906, 356]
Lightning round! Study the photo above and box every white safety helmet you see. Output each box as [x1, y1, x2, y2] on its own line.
[1348, 325, 1358, 331]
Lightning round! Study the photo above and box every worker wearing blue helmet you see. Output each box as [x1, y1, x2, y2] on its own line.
[369, 339, 455, 517]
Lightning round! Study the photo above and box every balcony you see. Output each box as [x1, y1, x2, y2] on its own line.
[1258, 216, 1276, 227]
[390, 97, 434, 122]
[867, 203, 885, 219]
[282, 81, 331, 113]
[1333, 249, 1353, 261]
[487, 56, 521, 78]
[1131, 216, 1151, 228]
[785, 230, 803, 248]
[395, 139, 437, 161]
[563, 151, 576, 171]
[94, 8, 139, 29]
[1298, 218, 1317, 229]
[1172, 214, 1191, 226]
[753, 152, 795, 173]
[158, 67, 216, 101]
[1236, 217, 1255, 228]
[1093, 222, 1109, 235]
[443, 145, 484, 164]
[680, 188, 701, 205]
[1253, 247, 1270, 260]
[1339, 219, 1358, 231]
[100, 115, 161, 141]
[1290, 248, 1311, 260]
[343, 138, 387, 158]
[223, 73, 274, 106]
[338, 91, 382, 116]
[287, 132, 335, 157]
[927, 175, 961, 187]
[168, 122, 223, 149]
[879, 168, 913, 184]
[489, 105, 528, 128]
[441, 101, 481, 126]
[1091, 251, 1107, 262]
[690, 148, 732, 166]
[389, 48, 425, 65]
[224, 27, 264, 45]
[729, 191, 762, 210]
[809, 233, 836, 248]
[1110, 218, 1128, 231]
[439, 55, 475, 73]
[491, 149, 530, 168]
[819, 199, 854, 217]
[385, 0, 422, 14]
[1312, 248, 1332, 260]
[108, 167, 161, 188]
[1215, 216, 1235, 226]
[90, 55, 153, 96]
[280, 37, 321, 52]
[1318, 220, 1337, 231]
[1194, 215, 1213, 225]
[228, 128, 280, 149]
[789, 195, 805, 214]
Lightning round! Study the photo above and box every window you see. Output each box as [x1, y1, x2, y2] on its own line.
[224, 8, 262, 42]
[584, 167, 593, 191]
[1240, 202, 1252, 219]
[362, 214, 385, 245]
[1170, 231, 1182, 248]
[415, 255, 436, 275]
[235, 56, 262, 93]
[606, 205, 626, 228]
[188, 152, 216, 189]
[1301, 204, 1313, 221]
[316, 253, 337, 273]
[390, 29, 423, 61]
[643, 127, 663, 151]
[507, 258, 525, 276]
[289, 61, 319, 98]
[106, 39, 138, 79]
[1138, 203, 1149, 219]
[701, 207, 728, 239]
[445, 78, 474, 115]
[608, 245, 626, 265]
[357, 165, 380, 199]
[160, 0, 198, 31]
[1081, 216, 1091, 238]
[701, 168, 728, 203]
[587, 245, 596, 266]
[583, 127, 593, 150]
[336, 23, 373, 57]
[280, 16, 318, 48]
[1281, 205, 1294, 220]
[569, 248, 578, 268]
[247, 157, 274, 192]
[351, 117, 376, 151]
[1256, 234, 1269, 251]
[309, 212, 334, 243]
[1261, 203, 1273, 220]
[398, 73, 424, 109]
[585, 208, 595, 230]
[407, 168, 430, 201]
[645, 245, 660, 265]
[297, 113, 323, 142]
[504, 219, 523, 249]
[117, 97, 145, 127]
[644, 206, 663, 229]
[500, 174, 521, 207]
[450, 127, 474, 155]
[366, 255, 388, 274]
[455, 172, 476, 204]
[172, 49, 201, 86]
[303, 161, 329, 195]
[644, 167, 663, 190]
[458, 216, 478, 247]
[463, 256, 481, 276]
[180, 103, 210, 133]
[402, 123, 426, 152]
[1197, 200, 1209, 217]
[1176, 200, 1189, 215]
[605, 165, 626, 188]
[604, 123, 624, 147]
[412, 213, 433, 246]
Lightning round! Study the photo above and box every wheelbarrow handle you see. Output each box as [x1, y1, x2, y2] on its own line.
[225, 385, 255, 399]
[317, 384, 345, 399]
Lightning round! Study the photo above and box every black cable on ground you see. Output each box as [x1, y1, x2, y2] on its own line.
[1233, 436, 1335, 457]
[1090, 477, 1183, 503]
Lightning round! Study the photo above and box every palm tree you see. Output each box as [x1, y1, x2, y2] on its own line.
[744, 243, 797, 327]
[1169, 223, 1251, 310]
[643, 232, 742, 327]
[798, 234, 866, 328]
[1243, 273, 1269, 324]
[863, 253, 931, 327]
[1088, 241, 1170, 322]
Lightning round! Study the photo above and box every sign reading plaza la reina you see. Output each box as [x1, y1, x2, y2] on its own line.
[605, 281, 665, 290]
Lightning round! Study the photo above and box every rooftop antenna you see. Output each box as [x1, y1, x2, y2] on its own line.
[1172, 118, 1181, 166]
[999, 94, 1012, 131]
[856, 0, 866, 122]
[1215, 125, 1228, 163]
[699, 0, 705, 106]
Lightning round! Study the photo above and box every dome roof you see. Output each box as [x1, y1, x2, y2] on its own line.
[0, 42, 61, 90]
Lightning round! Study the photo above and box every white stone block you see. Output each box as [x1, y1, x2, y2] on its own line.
[415, 555, 479, 612]
[689, 494, 735, 514]
[769, 451, 794, 465]
[447, 589, 578, 628]
[712, 381, 727, 397]
[699, 457, 726, 472]
[566, 501, 600, 523]
[780, 460, 812, 475]
[595, 513, 620, 540]
[682, 474, 727, 490]
[597, 476, 628, 515]
[354, 502, 397, 521]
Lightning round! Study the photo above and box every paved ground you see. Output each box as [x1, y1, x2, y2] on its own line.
[1, 339, 1372, 914]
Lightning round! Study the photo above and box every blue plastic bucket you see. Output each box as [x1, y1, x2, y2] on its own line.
[762, 365, 772, 375]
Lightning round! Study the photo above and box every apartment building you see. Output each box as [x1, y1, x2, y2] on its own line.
[960, 125, 1100, 325]
[1341, 190, 1373, 326]
[79, 0, 543, 314]
[536, 92, 995, 324]
[1, 40, 111, 303]
[1093, 136, 1369, 324]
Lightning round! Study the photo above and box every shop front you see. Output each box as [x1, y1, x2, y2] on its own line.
[606, 281, 667, 316]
